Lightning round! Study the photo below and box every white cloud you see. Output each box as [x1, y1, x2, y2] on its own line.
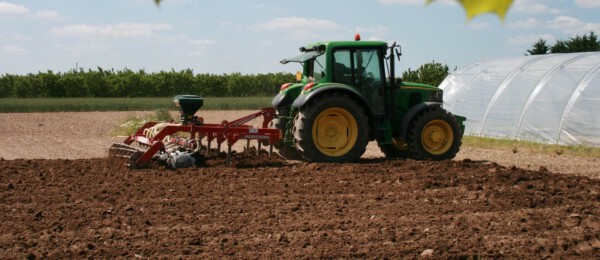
[366, 36, 385, 41]
[512, 0, 562, 14]
[258, 40, 274, 47]
[254, 3, 286, 13]
[507, 34, 556, 46]
[507, 16, 600, 37]
[220, 21, 233, 27]
[0, 45, 28, 54]
[0, 2, 59, 18]
[252, 17, 339, 31]
[507, 18, 541, 29]
[128, 0, 190, 6]
[378, 0, 455, 5]
[189, 39, 216, 45]
[465, 21, 490, 30]
[575, 0, 600, 8]
[252, 17, 340, 40]
[548, 16, 583, 29]
[12, 34, 32, 41]
[189, 39, 216, 55]
[61, 43, 109, 57]
[35, 10, 59, 19]
[0, 2, 29, 15]
[52, 23, 172, 38]
[378, 0, 422, 4]
[547, 16, 600, 36]
[355, 25, 389, 36]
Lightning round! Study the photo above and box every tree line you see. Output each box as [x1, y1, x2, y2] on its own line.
[0, 65, 452, 99]
[0, 68, 295, 98]
[401, 61, 449, 87]
[527, 31, 599, 55]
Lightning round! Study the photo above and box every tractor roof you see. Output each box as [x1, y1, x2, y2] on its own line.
[304, 40, 388, 50]
[280, 40, 389, 64]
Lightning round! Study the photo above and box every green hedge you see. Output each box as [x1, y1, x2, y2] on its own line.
[0, 68, 295, 98]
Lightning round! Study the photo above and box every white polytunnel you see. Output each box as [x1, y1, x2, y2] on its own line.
[439, 52, 600, 147]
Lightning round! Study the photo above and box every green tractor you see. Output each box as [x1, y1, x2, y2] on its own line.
[271, 36, 466, 162]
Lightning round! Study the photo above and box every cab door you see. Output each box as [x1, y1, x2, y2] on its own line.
[332, 48, 386, 116]
[354, 48, 385, 116]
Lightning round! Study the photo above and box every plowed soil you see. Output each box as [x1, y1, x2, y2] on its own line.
[1, 111, 599, 258]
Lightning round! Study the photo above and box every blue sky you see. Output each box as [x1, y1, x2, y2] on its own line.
[1, 0, 599, 75]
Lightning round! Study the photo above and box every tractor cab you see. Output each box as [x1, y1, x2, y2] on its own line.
[279, 40, 389, 116]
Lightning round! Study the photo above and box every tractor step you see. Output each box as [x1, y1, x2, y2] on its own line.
[375, 120, 394, 146]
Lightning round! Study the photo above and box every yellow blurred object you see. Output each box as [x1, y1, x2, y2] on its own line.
[296, 71, 303, 82]
[427, 0, 514, 20]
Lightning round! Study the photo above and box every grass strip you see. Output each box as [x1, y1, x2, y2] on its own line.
[0, 97, 273, 113]
[463, 135, 600, 158]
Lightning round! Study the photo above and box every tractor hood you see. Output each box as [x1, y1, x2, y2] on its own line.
[401, 81, 439, 90]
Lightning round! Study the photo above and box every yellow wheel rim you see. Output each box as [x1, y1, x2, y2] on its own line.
[312, 108, 358, 157]
[421, 119, 454, 155]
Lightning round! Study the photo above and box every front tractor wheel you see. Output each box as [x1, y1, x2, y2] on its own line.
[407, 107, 462, 160]
[293, 93, 369, 162]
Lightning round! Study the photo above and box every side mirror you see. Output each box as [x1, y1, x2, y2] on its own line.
[396, 46, 402, 61]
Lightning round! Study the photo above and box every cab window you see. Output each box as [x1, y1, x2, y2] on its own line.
[333, 50, 353, 85]
[312, 54, 326, 82]
[355, 49, 382, 86]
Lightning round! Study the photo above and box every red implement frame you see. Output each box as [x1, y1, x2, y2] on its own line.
[119, 108, 281, 167]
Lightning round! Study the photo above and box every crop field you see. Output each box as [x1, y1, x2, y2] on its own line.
[0, 111, 599, 258]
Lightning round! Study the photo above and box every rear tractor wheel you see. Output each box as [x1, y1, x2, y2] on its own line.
[406, 107, 462, 160]
[293, 93, 369, 162]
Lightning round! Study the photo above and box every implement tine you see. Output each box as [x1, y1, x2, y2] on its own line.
[108, 143, 144, 168]
[206, 140, 211, 157]
[245, 140, 250, 157]
[227, 145, 232, 165]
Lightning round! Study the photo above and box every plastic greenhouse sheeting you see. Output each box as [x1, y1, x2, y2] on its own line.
[439, 52, 600, 147]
